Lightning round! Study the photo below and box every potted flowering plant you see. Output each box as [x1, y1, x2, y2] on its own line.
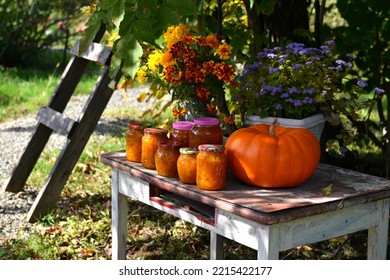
[235, 41, 381, 139]
[136, 24, 237, 132]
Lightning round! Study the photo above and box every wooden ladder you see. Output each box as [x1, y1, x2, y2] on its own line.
[1, 26, 122, 222]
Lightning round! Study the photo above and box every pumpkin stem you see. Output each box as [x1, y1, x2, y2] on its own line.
[270, 118, 277, 136]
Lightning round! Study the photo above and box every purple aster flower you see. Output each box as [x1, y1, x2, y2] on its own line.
[375, 87, 385, 94]
[346, 53, 356, 60]
[303, 88, 315, 95]
[275, 104, 283, 110]
[294, 100, 302, 107]
[280, 93, 289, 99]
[267, 53, 277, 58]
[357, 79, 368, 88]
[292, 63, 302, 70]
[269, 67, 279, 74]
[288, 87, 299, 94]
[339, 147, 348, 156]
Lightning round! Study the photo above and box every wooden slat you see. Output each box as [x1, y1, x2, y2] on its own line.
[70, 41, 112, 65]
[27, 65, 122, 222]
[36, 106, 78, 137]
[2, 25, 106, 194]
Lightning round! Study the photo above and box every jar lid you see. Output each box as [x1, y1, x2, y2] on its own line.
[198, 144, 224, 152]
[179, 147, 198, 155]
[144, 128, 168, 135]
[128, 122, 143, 129]
[193, 117, 219, 126]
[172, 121, 194, 130]
[158, 140, 182, 149]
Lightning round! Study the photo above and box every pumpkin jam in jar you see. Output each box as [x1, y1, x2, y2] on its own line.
[141, 128, 168, 169]
[170, 121, 193, 147]
[177, 147, 198, 184]
[155, 141, 182, 177]
[196, 144, 226, 191]
[188, 117, 223, 148]
[125, 122, 144, 162]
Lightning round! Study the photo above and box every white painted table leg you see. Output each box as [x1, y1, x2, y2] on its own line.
[111, 169, 128, 260]
[256, 224, 280, 260]
[367, 199, 389, 259]
[210, 232, 224, 260]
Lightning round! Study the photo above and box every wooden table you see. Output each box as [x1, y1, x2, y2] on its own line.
[100, 151, 390, 260]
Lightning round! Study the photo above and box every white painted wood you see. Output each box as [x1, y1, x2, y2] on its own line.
[111, 169, 128, 260]
[367, 199, 390, 259]
[210, 232, 224, 260]
[109, 168, 390, 260]
[275, 201, 382, 251]
[117, 171, 150, 202]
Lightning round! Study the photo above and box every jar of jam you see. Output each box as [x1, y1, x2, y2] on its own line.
[188, 117, 223, 148]
[155, 140, 182, 177]
[170, 121, 193, 147]
[126, 122, 144, 162]
[141, 128, 168, 169]
[177, 147, 198, 184]
[196, 144, 226, 191]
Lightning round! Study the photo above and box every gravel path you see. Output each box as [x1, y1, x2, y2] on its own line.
[0, 86, 156, 241]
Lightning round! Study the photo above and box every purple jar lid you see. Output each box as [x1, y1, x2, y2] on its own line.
[193, 117, 219, 126]
[172, 121, 194, 130]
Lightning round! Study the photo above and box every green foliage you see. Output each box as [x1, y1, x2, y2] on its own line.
[0, 0, 89, 67]
[80, 0, 198, 79]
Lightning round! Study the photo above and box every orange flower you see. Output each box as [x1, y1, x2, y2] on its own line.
[173, 107, 188, 118]
[195, 85, 211, 101]
[206, 104, 218, 115]
[213, 62, 235, 83]
[223, 116, 236, 125]
[217, 43, 232, 60]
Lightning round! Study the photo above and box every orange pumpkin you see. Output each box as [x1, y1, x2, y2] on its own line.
[225, 122, 320, 188]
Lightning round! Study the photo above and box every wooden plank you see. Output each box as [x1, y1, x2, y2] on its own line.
[27, 65, 122, 222]
[1, 124, 53, 193]
[36, 106, 78, 137]
[70, 41, 112, 65]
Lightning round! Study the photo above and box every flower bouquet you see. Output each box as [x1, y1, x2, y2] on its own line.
[137, 25, 236, 128]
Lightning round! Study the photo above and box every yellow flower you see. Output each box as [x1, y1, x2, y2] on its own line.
[136, 66, 148, 84]
[164, 24, 188, 48]
[147, 50, 163, 72]
[217, 43, 232, 60]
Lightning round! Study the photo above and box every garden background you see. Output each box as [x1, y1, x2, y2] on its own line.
[0, 0, 389, 259]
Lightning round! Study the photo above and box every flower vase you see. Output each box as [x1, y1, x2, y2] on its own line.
[244, 113, 326, 141]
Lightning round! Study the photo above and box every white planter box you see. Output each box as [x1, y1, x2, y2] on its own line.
[244, 113, 326, 141]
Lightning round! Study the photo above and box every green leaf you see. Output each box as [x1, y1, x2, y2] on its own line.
[114, 34, 143, 78]
[79, 11, 106, 53]
[154, 6, 180, 30]
[133, 19, 158, 45]
[135, 0, 157, 19]
[111, 0, 125, 28]
[166, 0, 197, 16]
[99, 0, 120, 10]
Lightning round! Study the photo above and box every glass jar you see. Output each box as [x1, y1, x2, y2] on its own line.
[188, 117, 223, 148]
[125, 122, 144, 162]
[170, 121, 193, 147]
[177, 147, 198, 184]
[155, 141, 182, 177]
[141, 128, 168, 169]
[196, 144, 226, 191]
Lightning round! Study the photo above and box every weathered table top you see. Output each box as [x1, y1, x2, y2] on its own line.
[100, 151, 390, 224]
